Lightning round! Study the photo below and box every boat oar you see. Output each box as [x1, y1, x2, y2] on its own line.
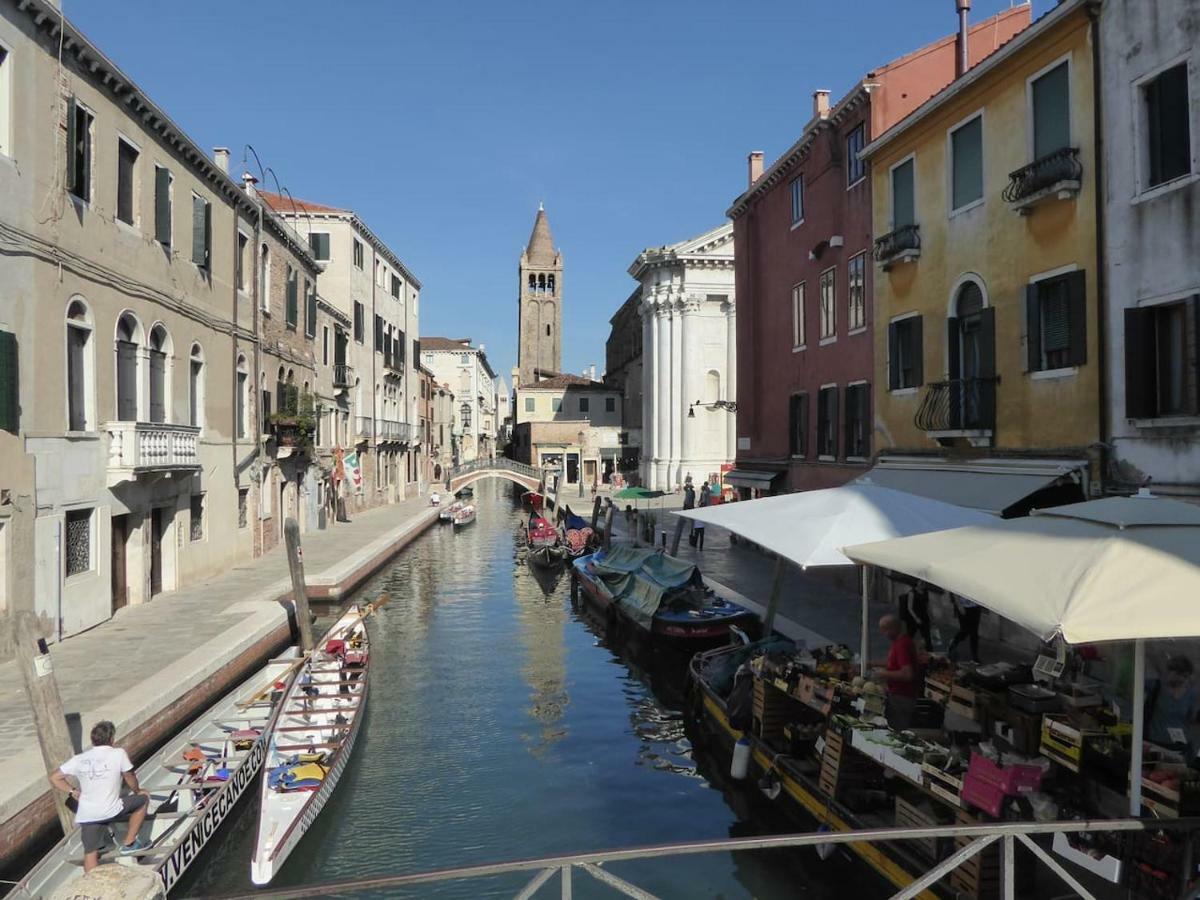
[236, 656, 308, 710]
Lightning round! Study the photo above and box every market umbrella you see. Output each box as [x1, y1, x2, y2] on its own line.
[677, 483, 991, 671]
[842, 491, 1200, 814]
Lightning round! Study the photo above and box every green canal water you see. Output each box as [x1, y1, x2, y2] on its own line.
[179, 480, 880, 898]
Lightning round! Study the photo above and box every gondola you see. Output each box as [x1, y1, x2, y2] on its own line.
[559, 505, 597, 559]
[452, 504, 477, 527]
[527, 510, 567, 568]
[438, 500, 463, 522]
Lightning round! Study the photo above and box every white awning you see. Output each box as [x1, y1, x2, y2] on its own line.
[857, 457, 1087, 516]
[723, 468, 783, 489]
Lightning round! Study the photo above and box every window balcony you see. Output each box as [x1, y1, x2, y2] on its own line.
[333, 363, 353, 389]
[914, 377, 998, 444]
[268, 415, 314, 453]
[376, 419, 414, 443]
[873, 224, 921, 271]
[355, 416, 373, 440]
[105, 421, 200, 485]
[1003, 147, 1082, 213]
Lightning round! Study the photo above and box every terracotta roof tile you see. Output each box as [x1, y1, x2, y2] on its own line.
[524, 374, 611, 390]
[258, 190, 347, 216]
[421, 337, 475, 351]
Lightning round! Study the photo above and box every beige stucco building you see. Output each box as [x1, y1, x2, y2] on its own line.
[421, 337, 497, 463]
[512, 375, 623, 488]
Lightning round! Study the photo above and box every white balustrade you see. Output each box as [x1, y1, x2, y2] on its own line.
[105, 421, 201, 483]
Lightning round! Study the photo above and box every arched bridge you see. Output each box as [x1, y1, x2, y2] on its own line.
[445, 458, 544, 494]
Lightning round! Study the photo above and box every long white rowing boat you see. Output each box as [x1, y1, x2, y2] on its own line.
[250, 604, 371, 885]
[19, 650, 301, 897]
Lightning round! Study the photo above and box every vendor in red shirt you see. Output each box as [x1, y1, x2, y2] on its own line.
[872, 614, 920, 698]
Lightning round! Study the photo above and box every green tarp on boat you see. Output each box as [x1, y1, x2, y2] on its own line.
[587, 547, 701, 629]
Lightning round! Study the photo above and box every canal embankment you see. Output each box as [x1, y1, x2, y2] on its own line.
[0, 494, 440, 875]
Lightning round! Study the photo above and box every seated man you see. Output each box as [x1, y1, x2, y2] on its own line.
[49, 720, 149, 871]
[871, 614, 922, 728]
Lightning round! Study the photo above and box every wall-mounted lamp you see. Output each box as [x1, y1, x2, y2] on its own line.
[687, 400, 738, 418]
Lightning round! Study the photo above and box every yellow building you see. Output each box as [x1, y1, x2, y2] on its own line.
[862, 0, 1102, 516]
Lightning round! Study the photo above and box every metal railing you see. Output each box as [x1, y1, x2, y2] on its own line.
[376, 419, 413, 442]
[873, 223, 921, 267]
[332, 362, 353, 388]
[446, 457, 542, 483]
[914, 376, 997, 433]
[223, 816, 1197, 900]
[354, 415, 372, 439]
[1003, 147, 1082, 204]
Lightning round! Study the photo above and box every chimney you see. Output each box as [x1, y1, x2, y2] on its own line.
[213, 147, 230, 174]
[242, 172, 258, 198]
[955, 0, 971, 79]
[813, 89, 831, 119]
[747, 151, 764, 187]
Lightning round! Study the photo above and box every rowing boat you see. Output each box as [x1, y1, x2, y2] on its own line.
[250, 605, 371, 886]
[452, 504, 476, 527]
[527, 511, 565, 568]
[19, 651, 301, 897]
[438, 500, 463, 522]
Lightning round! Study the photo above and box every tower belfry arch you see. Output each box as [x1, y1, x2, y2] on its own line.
[517, 205, 563, 386]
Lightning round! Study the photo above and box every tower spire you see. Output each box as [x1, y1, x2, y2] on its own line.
[525, 206, 556, 267]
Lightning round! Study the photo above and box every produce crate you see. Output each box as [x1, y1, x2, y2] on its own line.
[1040, 713, 1103, 773]
[752, 678, 792, 742]
[991, 708, 1044, 756]
[948, 683, 981, 721]
[894, 795, 951, 861]
[818, 728, 874, 800]
[925, 671, 953, 703]
[922, 761, 965, 808]
[961, 752, 1043, 818]
[1141, 763, 1200, 817]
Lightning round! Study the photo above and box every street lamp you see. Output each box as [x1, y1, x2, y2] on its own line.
[687, 400, 738, 418]
[577, 430, 586, 497]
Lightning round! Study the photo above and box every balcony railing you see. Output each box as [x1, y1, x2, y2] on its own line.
[332, 363, 353, 388]
[355, 416, 373, 439]
[376, 419, 414, 442]
[914, 377, 998, 434]
[105, 421, 200, 485]
[1003, 147, 1082, 211]
[873, 223, 920, 270]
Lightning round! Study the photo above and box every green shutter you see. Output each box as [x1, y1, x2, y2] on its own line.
[65, 97, 77, 193]
[1032, 62, 1071, 159]
[203, 200, 212, 267]
[1066, 270, 1087, 366]
[951, 117, 983, 209]
[0, 330, 18, 434]
[191, 196, 206, 265]
[1026, 285, 1042, 372]
[155, 167, 171, 245]
[892, 159, 915, 228]
[910, 316, 924, 387]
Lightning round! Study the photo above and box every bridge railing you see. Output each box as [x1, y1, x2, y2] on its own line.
[445, 457, 544, 485]
[222, 816, 1195, 900]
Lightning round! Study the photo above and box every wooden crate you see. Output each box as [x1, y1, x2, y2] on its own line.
[752, 678, 792, 741]
[947, 683, 981, 721]
[818, 728, 876, 800]
[894, 796, 948, 861]
[922, 762, 965, 809]
[950, 809, 1000, 900]
[925, 672, 953, 703]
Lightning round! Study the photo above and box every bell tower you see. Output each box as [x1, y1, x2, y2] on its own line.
[517, 204, 562, 385]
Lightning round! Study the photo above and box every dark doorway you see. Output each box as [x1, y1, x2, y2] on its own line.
[111, 514, 129, 611]
[150, 507, 166, 597]
[567, 453, 580, 484]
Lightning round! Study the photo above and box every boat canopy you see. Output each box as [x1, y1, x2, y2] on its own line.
[588, 547, 700, 629]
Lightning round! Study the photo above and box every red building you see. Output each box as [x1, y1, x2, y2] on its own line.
[728, 6, 1030, 497]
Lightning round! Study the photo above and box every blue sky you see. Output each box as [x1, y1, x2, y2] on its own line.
[69, 0, 1051, 383]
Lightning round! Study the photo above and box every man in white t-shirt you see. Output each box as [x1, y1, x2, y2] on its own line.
[49, 720, 149, 871]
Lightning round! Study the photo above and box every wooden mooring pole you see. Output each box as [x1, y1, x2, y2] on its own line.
[9, 611, 75, 834]
[590, 495, 602, 530]
[284, 518, 314, 652]
[603, 504, 615, 550]
[669, 515, 686, 556]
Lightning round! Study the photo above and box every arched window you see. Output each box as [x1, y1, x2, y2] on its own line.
[706, 369, 721, 403]
[115, 312, 143, 422]
[189, 343, 204, 428]
[235, 354, 248, 439]
[546, 323, 552, 337]
[66, 299, 93, 431]
[260, 243, 271, 311]
[461, 403, 472, 429]
[547, 274, 555, 295]
[148, 323, 171, 423]
[537, 273, 546, 292]
[528, 274, 536, 292]
[956, 281, 984, 319]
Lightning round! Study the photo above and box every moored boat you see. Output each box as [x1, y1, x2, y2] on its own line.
[250, 604, 372, 886]
[19, 651, 301, 897]
[439, 500, 463, 522]
[559, 506, 596, 559]
[527, 511, 565, 568]
[452, 504, 477, 527]
[570, 547, 752, 641]
[521, 490, 546, 511]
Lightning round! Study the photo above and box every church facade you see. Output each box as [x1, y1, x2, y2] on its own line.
[517, 206, 563, 385]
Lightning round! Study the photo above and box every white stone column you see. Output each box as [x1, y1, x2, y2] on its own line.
[641, 301, 656, 489]
[679, 297, 699, 479]
[669, 301, 683, 488]
[656, 305, 672, 490]
[725, 303, 737, 463]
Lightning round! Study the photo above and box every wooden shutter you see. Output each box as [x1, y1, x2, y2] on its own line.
[828, 386, 839, 458]
[398, 330, 406, 367]
[978, 307, 997, 379]
[116, 341, 138, 421]
[374, 315, 383, 349]
[65, 97, 77, 193]
[191, 196, 206, 265]
[1025, 284, 1042, 372]
[946, 316, 961, 381]
[155, 168, 171, 245]
[788, 395, 799, 455]
[888, 322, 900, 390]
[1124, 307, 1156, 419]
[1066, 270, 1087, 366]
[203, 201, 212, 267]
[0, 330, 18, 434]
[798, 393, 809, 457]
[910, 316, 924, 387]
[149, 351, 166, 423]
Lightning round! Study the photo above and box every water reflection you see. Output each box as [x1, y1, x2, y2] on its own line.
[513, 540, 570, 756]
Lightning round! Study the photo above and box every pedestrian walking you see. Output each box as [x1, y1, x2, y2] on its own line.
[947, 594, 983, 662]
[683, 482, 696, 511]
[49, 720, 150, 871]
[898, 582, 933, 651]
[691, 480, 710, 551]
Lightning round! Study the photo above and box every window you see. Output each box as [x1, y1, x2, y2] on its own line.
[792, 283, 806, 348]
[789, 176, 804, 224]
[116, 139, 138, 226]
[0, 44, 10, 157]
[66, 98, 93, 203]
[236, 232, 249, 291]
[66, 300, 92, 432]
[1143, 63, 1192, 188]
[148, 324, 170, 423]
[845, 383, 870, 458]
[892, 158, 915, 228]
[154, 166, 172, 246]
[189, 494, 204, 542]
[888, 316, 924, 390]
[546, 324, 552, 337]
[525, 396, 535, 412]
[236, 354, 248, 439]
[1026, 271, 1086, 372]
[1031, 61, 1071, 160]
[552, 397, 562, 412]
[391, 274, 401, 299]
[259, 244, 271, 311]
[461, 403, 472, 428]
[605, 397, 615, 413]
[848, 254, 866, 332]
[305, 279, 316, 338]
[188, 344, 204, 428]
[579, 397, 590, 413]
[788, 393, 808, 457]
[950, 115, 984, 211]
[64, 508, 92, 577]
[115, 313, 140, 422]
[238, 488, 248, 529]
[309, 232, 330, 261]
[819, 268, 836, 339]
[460, 353, 470, 365]
[323, 326, 330, 365]
[353, 238, 364, 269]
[0, 329, 15, 434]
[354, 302, 364, 343]
[1124, 297, 1199, 418]
[846, 124, 866, 186]
[285, 266, 298, 328]
[817, 386, 838, 458]
[374, 315, 384, 350]
[191, 194, 212, 269]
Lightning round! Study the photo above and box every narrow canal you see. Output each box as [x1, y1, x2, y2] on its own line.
[180, 481, 877, 898]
